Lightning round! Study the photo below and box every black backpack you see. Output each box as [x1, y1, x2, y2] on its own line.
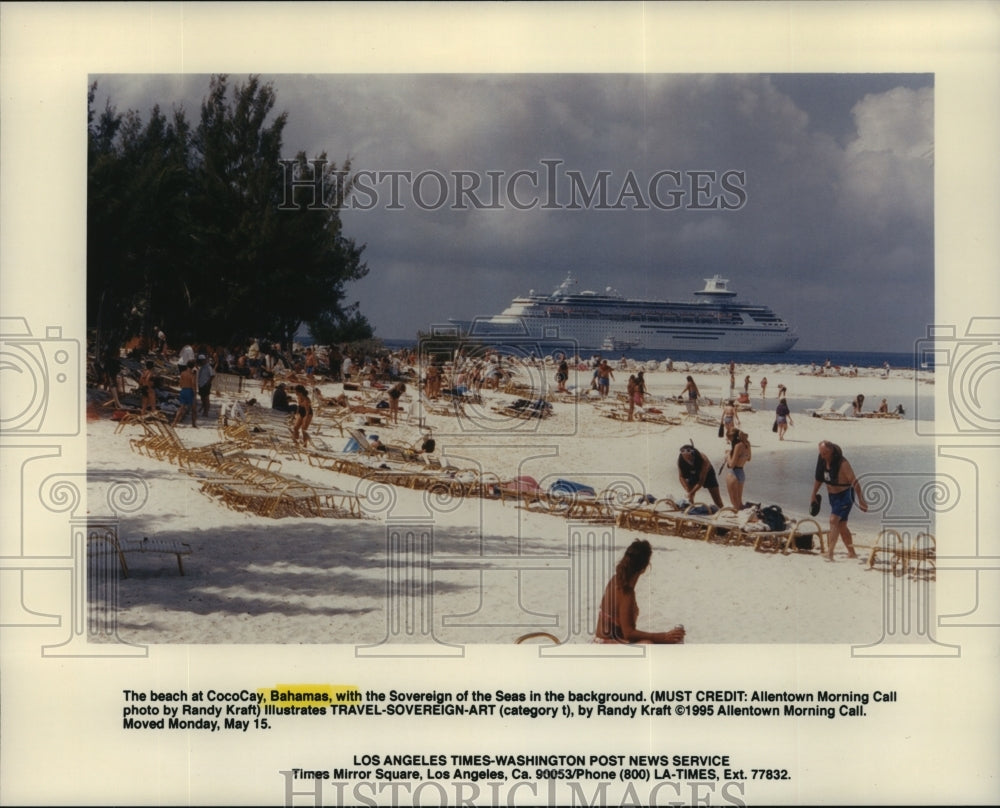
[758, 505, 786, 531]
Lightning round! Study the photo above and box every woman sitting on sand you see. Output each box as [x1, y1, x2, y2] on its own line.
[677, 444, 725, 509]
[594, 539, 685, 644]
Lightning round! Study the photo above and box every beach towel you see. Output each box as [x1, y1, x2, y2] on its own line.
[549, 479, 597, 498]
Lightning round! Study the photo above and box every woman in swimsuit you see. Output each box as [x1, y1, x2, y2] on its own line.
[138, 360, 157, 416]
[720, 399, 740, 438]
[774, 397, 793, 440]
[291, 384, 313, 447]
[387, 382, 406, 424]
[810, 440, 868, 561]
[594, 539, 685, 644]
[724, 430, 752, 510]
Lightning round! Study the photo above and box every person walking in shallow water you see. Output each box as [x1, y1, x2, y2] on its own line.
[810, 440, 868, 561]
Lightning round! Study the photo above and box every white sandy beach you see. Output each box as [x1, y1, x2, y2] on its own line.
[86, 358, 934, 646]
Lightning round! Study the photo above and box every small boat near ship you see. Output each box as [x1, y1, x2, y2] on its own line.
[450, 274, 798, 353]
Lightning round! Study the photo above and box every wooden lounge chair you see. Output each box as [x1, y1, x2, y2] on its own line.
[614, 497, 685, 533]
[492, 475, 548, 507]
[700, 509, 825, 554]
[88, 532, 192, 577]
[492, 397, 553, 420]
[867, 529, 935, 578]
[636, 408, 683, 426]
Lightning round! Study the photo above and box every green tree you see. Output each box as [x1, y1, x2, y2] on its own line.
[87, 74, 371, 354]
[87, 84, 193, 356]
[187, 75, 369, 348]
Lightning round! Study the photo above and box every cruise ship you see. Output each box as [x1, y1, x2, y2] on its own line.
[451, 274, 798, 353]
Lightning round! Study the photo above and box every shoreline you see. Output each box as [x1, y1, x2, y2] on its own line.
[87, 357, 934, 646]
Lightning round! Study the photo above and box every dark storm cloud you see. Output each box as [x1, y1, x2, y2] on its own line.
[92, 73, 933, 351]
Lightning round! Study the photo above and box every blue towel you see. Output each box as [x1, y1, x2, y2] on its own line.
[549, 479, 597, 497]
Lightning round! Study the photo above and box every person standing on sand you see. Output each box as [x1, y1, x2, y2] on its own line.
[682, 375, 700, 414]
[774, 397, 793, 440]
[720, 399, 740, 439]
[760, 376, 768, 400]
[677, 445, 724, 509]
[594, 539, 685, 644]
[810, 440, 868, 561]
[596, 359, 615, 398]
[723, 430, 751, 510]
[291, 384, 313, 447]
[555, 357, 569, 393]
[172, 360, 198, 427]
[138, 360, 157, 416]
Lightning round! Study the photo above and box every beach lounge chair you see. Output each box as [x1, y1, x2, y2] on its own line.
[698, 507, 825, 554]
[544, 478, 598, 515]
[88, 533, 192, 578]
[806, 398, 836, 417]
[614, 496, 684, 533]
[636, 408, 683, 426]
[814, 402, 854, 420]
[492, 397, 553, 420]
[867, 529, 935, 578]
[492, 475, 547, 507]
[514, 631, 561, 645]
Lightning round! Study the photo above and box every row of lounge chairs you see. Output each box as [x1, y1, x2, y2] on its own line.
[488, 476, 825, 553]
[120, 398, 930, 575]
[125, 415, 362, 520]
[807, 399, 905, 420]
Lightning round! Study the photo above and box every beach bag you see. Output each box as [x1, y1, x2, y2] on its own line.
[772, 419, 778, 432]
[758, 505, 787, 531]
[795, 534, 816, 551]
[718, 422, 725, 438]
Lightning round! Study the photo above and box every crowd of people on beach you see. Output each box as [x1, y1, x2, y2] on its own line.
[99, 331, 904, 646]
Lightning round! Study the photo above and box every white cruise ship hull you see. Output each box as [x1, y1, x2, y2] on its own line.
[461, 316, 798, 353]
[450, 274, 798, 354]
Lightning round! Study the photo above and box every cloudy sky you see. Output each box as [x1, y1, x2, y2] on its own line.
[91, 72, 934, 353]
